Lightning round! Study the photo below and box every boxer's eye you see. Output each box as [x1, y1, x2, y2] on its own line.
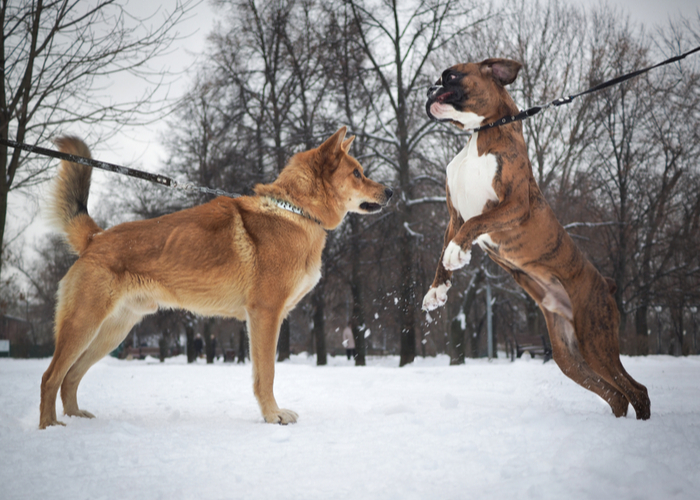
[442, 71, 460, 84]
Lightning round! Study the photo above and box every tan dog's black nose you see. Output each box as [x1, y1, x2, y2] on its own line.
[385, 188, 393, 199]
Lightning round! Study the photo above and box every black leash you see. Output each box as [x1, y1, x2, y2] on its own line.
[473, 45, 700, 133]
[0, 137, 240, 198]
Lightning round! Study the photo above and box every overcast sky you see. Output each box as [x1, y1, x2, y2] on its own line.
[595, 0, 698, 27]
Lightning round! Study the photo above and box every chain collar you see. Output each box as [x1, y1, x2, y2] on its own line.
[268, 197, 323, 226]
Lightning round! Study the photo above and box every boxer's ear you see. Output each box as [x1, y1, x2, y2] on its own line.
[480, 58, 522, 86]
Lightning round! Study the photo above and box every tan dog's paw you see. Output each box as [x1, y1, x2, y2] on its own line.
[39, 419, 66, 430]
[443, 242, 471, 270]
[422, 281, 451, 311]
[264, 408, 299, 425]
[65, 409, 95, 419]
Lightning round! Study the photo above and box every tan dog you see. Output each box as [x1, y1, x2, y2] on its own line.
[39, 127, 392, 429]
[423, 59, 650, 419]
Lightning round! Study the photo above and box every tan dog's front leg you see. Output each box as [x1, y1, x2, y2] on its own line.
[247, 307, 298, 424]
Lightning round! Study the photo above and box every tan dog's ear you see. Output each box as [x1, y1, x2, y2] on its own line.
[316, 127, 347, 174]
[341, 135, 355, 153]
[480, 58, 522, 86]
[318, 127, 347, 157]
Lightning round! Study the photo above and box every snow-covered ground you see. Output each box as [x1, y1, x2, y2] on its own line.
[1, 353, 698, 500]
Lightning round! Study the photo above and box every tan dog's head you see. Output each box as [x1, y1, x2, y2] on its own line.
[426, 58, 522, 131]
[257, 127, 392, 229]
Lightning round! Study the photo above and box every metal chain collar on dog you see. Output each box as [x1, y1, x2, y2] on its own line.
[473, 45, 700, 133]
[269, 197, 323, 226]
[0, 138, 241, 199]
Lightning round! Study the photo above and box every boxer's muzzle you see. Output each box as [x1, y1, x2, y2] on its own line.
[426, 84, 464, 121]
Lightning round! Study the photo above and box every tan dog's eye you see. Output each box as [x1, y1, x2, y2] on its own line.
[353, 169, 361, 179]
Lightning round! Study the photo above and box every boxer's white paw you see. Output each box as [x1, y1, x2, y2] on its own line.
[443, 242, 471, 270]
[422, 281, 451, 311]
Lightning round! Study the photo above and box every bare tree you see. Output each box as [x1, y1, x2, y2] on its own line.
[0, 0, 194, 279]
[346, 0, 490, 365]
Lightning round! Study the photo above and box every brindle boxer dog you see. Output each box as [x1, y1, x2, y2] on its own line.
[423, 58, 651, 420]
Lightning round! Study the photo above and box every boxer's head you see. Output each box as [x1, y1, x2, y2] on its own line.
[426, 58, 522, 131]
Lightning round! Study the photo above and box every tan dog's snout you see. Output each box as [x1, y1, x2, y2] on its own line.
[359, 185, 392, 213]
[381, 187, 394, 203]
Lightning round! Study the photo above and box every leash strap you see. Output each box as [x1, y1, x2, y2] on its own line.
[0, 137, 240, 198]
[474, 45, 700, 132]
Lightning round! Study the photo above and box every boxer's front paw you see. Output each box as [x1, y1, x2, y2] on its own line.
[422, 281, 451, 311]
[443, 242, 471, 270]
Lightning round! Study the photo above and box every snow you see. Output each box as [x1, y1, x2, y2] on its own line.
[1, 354, 699, 500]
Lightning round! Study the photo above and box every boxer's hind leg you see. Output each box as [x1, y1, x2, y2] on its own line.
[572, 286, 650, 420]
[508, 267, 630, 417]
[542, 309, 631, 417]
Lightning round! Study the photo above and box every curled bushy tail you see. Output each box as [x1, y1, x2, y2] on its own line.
[47, 136, 102, 255]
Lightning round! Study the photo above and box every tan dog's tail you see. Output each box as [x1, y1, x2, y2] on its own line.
[48, 136, 102, 255]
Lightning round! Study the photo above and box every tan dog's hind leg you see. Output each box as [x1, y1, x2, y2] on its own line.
[247, 307, 298, 424]
[40, 266, 116, 429]
[40, 310, 104, 427]
[61, 306, 144, 419]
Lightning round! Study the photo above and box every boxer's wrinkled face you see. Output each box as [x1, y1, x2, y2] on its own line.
[426, 58, 522, 131]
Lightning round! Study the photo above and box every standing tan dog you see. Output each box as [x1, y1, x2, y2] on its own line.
[423, 59, 650, 419]
[39, 127, 392, 429]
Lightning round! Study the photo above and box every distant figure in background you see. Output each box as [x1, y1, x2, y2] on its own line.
[194, 334, 204, 358]
[209, 334, 218, 363]
[342, 324, 356, 360]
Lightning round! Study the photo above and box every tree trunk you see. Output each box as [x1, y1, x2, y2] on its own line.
[634, 305, 650, 356]
[671, 304, 684, 357]
[525, 296, 543, 339]
[349, 215, 366, 366]
[0, 138, 9, 280]
[449, 317, 465, 365]
[311, 281, 327, 366]
[470, 315, 485, 359]
[204, 318, 215, 364]
[277, 319, 290, 361]
[0, 184, 7, 281]
[238, 325, 248, 364]
[158, 329, 168, 363]
[185, 324, 196, 363]
[398, 227, 416, 366]
[451, 270, 484, 365]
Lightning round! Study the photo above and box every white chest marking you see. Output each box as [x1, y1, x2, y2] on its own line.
[446, 132, 499, 247]
[284, 267, 322, 312]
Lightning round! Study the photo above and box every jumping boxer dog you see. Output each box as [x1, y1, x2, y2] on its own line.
[423, 58, 651, 420]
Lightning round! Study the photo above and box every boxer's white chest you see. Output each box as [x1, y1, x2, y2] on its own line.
[446, 131, 499, 224]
